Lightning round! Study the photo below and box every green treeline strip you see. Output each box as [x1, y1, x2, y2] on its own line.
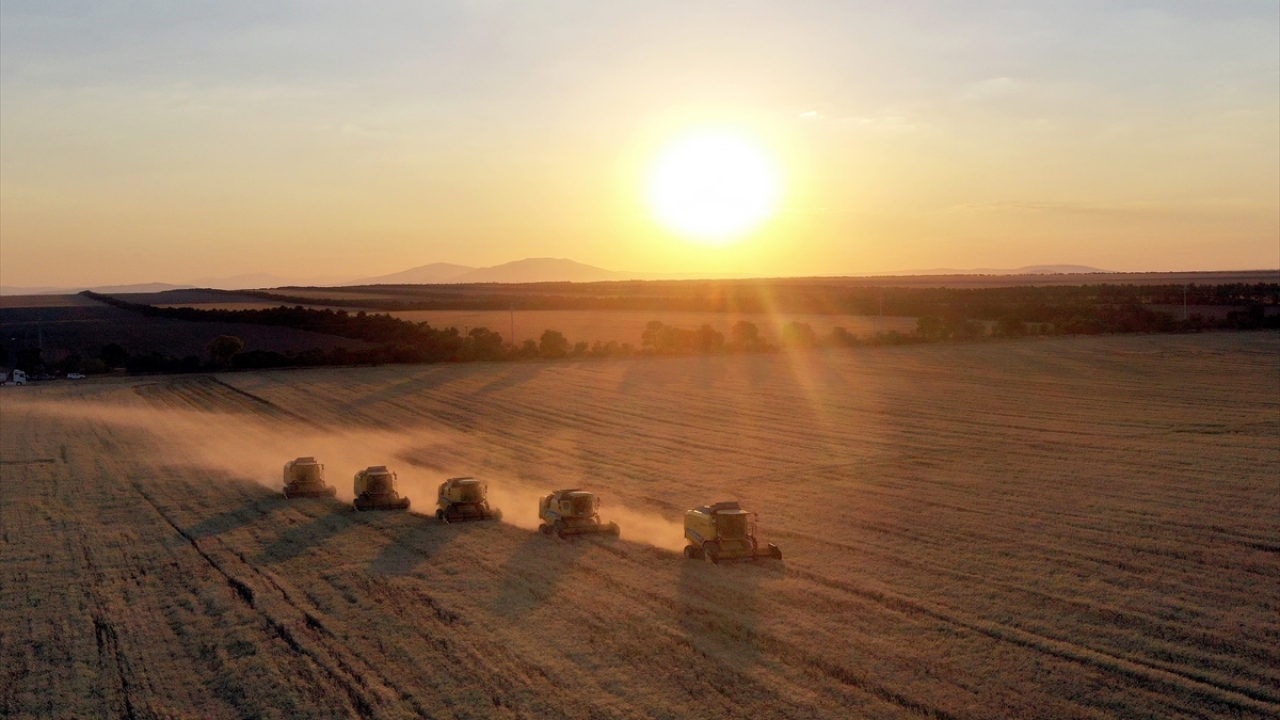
[225, 282, 1280, 319]
[67, 286, 1278, 377]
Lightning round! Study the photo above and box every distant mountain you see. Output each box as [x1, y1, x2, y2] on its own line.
[449, 258, 634, 284]
[189, 273, 355, 290]
[352, 262, 477, 285]
[356, 258, 640, 285]
[1009, 264, 1110, 275]
[0, 282, 193, 295]
[878, 264, 1110, 277]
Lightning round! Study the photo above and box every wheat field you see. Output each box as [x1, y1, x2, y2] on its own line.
[1, 332, 1276, 719]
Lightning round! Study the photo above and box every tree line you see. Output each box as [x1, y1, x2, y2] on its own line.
[226, 281, 1280, 318]
[15, 288, 1269, 377]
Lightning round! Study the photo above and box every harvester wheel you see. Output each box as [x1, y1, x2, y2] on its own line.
[538, 523, 550, 535]
[703, 542, 720, 565]
[283, 487, 292, 499]
[683, 545, 703, 560]
[769, 545, 783, 561]
[489, 508, 503, 521]
[607, 522, 620, 537]
[435, 510, 445, 522]
[325, 486, 337, 498]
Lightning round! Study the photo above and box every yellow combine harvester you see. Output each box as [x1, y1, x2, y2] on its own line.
[435, 477, 502, 522]
[683, 501, 782, 563]
[352, 465, 411, 511]
[538, 489, 620, 539]
[282, 456, 337, 498]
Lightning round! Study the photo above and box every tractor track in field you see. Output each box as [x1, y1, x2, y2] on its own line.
[785, 566, 1280, 714]
[127, 479, 391, 719]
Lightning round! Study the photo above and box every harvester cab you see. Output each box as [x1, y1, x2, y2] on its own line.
[283, 456, 338, 498]
[436, 477, 503, 522]
[683, 501, 782, 563]
[353, 465, 411, 511]
[538, 489, 620, 539]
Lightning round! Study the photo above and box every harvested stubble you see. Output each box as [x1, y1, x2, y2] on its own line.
[1, 332, 1276, 719]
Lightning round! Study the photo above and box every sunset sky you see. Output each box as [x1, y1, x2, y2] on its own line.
[2, 2, 1277, 288]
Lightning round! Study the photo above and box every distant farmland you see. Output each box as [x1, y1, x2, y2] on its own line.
[2, 331, 1276, 718]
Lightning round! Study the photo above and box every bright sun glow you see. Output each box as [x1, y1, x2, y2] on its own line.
[645, 129, 781, 244]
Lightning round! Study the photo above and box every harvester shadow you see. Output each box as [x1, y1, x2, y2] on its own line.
[676, 557, 779, 670]
[366, 514, 477, 576]
[176, 475, 293, 541]
[491, 531, 589, 618]
[254, 503, 360, 566]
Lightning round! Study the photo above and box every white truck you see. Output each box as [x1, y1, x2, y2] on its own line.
[5, 370, 27, 386]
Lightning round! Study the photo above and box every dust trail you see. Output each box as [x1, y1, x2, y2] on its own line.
[6, 394, 689, 551]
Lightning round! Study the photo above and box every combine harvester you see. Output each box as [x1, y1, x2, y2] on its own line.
[683, 501, 782, 563]
[538, 489, 620, 539]
[282, 456, 338, 498]
[435, 477, 502, 522]
[352, 466, 411, 511]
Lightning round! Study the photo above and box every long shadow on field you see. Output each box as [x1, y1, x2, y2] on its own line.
[491, 531, 588, 617]
[366, 515, 475, 576]
[177, 477, 293, 541]
[254, 504, 359, 565]
[475, 364, 546, 396]
[343, 367, 467, 410]
[676, 557, 781, 670]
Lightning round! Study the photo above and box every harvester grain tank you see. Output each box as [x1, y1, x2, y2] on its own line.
[683, 501, 781, 563]
[436, 477, 502, 522]
[353, 465, 411, 511]
[538, 489, 620, 538]
[282, 456, 337, 498]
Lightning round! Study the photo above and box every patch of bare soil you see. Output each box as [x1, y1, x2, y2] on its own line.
[1, 332, 1276, 719]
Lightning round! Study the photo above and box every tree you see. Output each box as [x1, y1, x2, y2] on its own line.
[640, 320, 666, 350]
[539, 329, 569, 358]
[206, 335, 244, 367]
[692, 324, 725, 353]
[15, 348, 44, 373]
[829, 327, 856, 346]
[780, 321, 816, 348]
[995, 316, 1027, 337]
[468, 327, 505, 361]
[100, 343, 129, 368]
[916, 316, 946, 341]
[730, 321, 761, 351]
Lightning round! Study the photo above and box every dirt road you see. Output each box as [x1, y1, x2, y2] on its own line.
[2, 333, 1277, 719]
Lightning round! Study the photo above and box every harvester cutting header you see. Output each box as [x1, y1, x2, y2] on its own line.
[684, 501, 782, 563]
[538, 489, 620, 539]
[282, 457, 337, 498]
[436, 477, 502, 522]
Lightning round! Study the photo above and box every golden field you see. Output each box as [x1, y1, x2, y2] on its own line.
[1, 332, 1277, 719]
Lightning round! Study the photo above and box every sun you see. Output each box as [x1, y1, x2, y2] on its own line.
[645, 129, 782, 245]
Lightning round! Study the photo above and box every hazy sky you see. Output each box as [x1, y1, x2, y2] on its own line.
[2, 1, 1277, 286]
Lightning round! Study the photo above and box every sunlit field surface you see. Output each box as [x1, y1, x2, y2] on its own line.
[2, 333, 1276, 719]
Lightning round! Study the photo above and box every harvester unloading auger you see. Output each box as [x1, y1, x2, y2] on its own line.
[538, 489, 620, 539]
[282, 457, 337, 498]
[683, 501, 782, 563]
[352, 466, 411, 511]
[436, 477, 502, 522]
